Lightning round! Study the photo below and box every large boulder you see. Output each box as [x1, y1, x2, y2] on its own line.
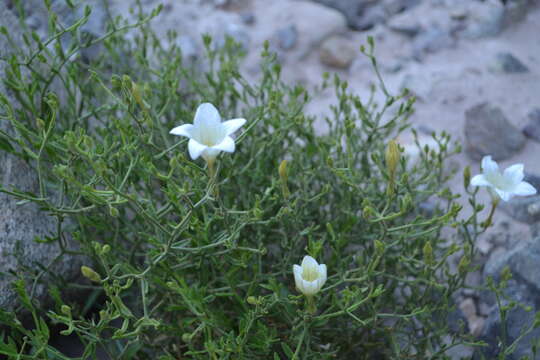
[464, 103, 526, 161]
[0, 3, 82, 310]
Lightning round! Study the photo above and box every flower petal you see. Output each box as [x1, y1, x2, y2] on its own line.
[503, 164, 524, 185]
[293, 264, 303, 290]
[212, 136, 235, 153]
[301, 256, 318, 270]
[494, 188, 512, 202]
[481, 155, 499, 174]
[513, 181, 537, 196]
[201, 148, 220, 163]
[188, 139, 207, 160]
[169, 124, 194, 137]
[470, 174, 491, 187]
[194, 103, 221, 129]
[222, 118, 246, 136]
[318, 264, 327, 285]
[301, 279, 319, 296]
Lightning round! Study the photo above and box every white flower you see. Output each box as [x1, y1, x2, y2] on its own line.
[470, 155, 537, 202]
[169, 103, 246, 163]
[293, 256, 327, 296]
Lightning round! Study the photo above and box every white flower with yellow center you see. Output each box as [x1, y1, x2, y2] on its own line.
[471, 155, 537, 202]
[169, 103, 246, 164]
[293, 256, 327, 296]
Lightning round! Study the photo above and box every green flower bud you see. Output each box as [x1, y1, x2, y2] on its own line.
[61, 305, 71, 316]
[99, 310, 109, 322]
[374, 240, 385, 255]
[36, 117, 45, 129]
[122, 74, 132, 90]
[279, 160, 288, 182]
[423, 241, 434, 266]
[247, 296, 258, 305]
[81, 266, 101, 283]
[102, 244, 111, 254]
[457, 255, 470, 277]
[279, 160, 291, 200]
[109, 206, 119, 218]
[463, 165, 471, 189]
[111, 75, 122, 91]
[386, 140, 400, 177]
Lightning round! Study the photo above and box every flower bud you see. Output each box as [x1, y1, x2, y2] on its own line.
[81, 266, 101, 283]
[102, 244, 111, 254]
[247, 296, 258, 305]
[386, 140, 400, 177]
[279, 160, 288, 181]
[109, 206, 119, 218]
[279, 160, 290, 199]
[122, 74, 132, 90]
[131, 82, 143, 107]
[111, 75, 122, 91]
[36, 117, 45, 130]
[457, 255, 470, 277]
[463, 165, 471, 189]
[423, 241, 434, 266]
[374, 240, 385, 256]
[61, 305, 71, 316]
[99, 310, 109, 322]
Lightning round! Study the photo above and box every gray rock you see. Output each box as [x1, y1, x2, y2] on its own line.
[523, 108, 540, 142]
[490, 52, 529, 73]
[276, 25, 298, 51]
[487, 238, 540, 293]
[314, 0, 419, 30]
[0, 3, 83, 310]
[177, 35, 199, 62]
[240, 12, 255, 25]
[412, 27, 455, 59]
[478, 238, 540, 359]
[383, 0, 421, 15]
[319, 35, 357, 69]
[387, 11, 422, 37]
[523, 173, 540, 192]
[310, 0, 386, 30]
[251, 1, 347, 62]
[17, 0, 108, 62]
[502, 0, 531, 27]
[464, 103, 526, 161]
[355, 3, 388, 31]
[477, 280, 540, 360]
[499, 195, 540, 224]
[531, 222, 540, 238]
[461, 1, 505, 39]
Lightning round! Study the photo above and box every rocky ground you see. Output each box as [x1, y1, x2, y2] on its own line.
[5, 0, 540, 358]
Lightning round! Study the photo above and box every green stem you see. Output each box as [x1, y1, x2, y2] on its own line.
[306, 296, 316, 315]
[207, 158, 219, 198]
[292, 325, 307, 360]
[482, 196, 499, 229]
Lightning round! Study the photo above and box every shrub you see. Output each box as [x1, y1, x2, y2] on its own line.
[0, 2, 520, 359]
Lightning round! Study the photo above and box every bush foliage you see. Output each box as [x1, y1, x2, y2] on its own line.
[0, 1, 532, 359]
